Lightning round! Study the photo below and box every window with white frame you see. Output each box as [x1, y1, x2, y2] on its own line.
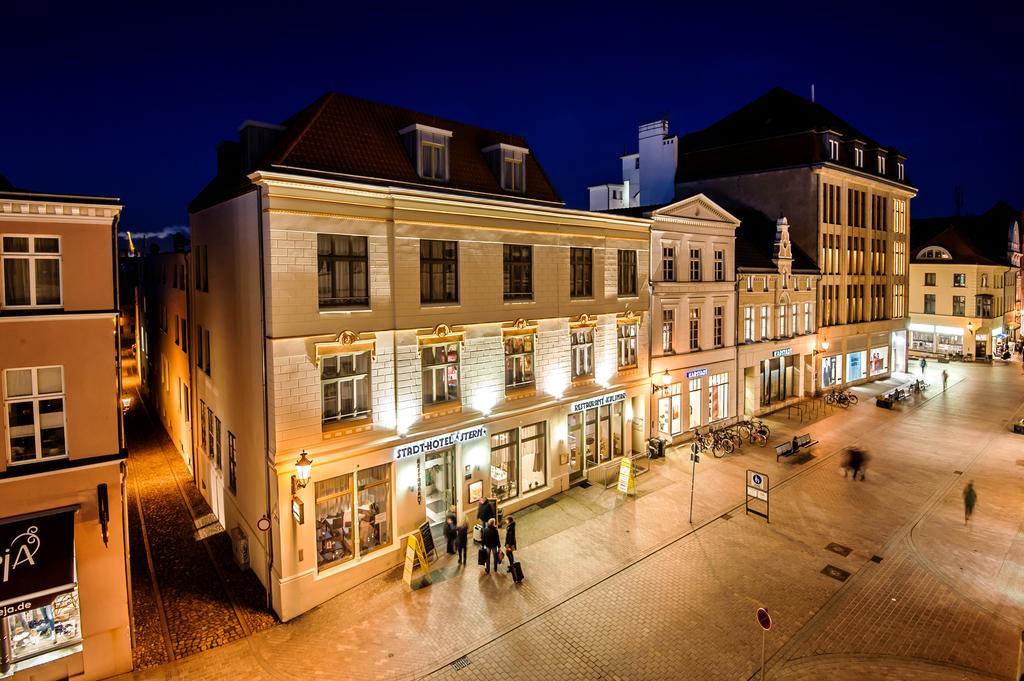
[570, 328, 594, 379]
[504, 334, 535, 390]
[617, 324, 638, 369]
[743, 306, 754, 342]
[804, 302, 813, 333]
[827, 138, 840, 160]
[854, 147, 864, 167]
[1, 235, 61, 308]
[897, 162, 905, 181]
[689, 307, 700, 351]
[777, 305, 786, 338]
[501, 147, 526, 193]
[662, 246, 675, 282]
[714, 249, 725, 282]
[421, 343, 460, 406]
[315, 463, 392, 570]
[318, 234, 369, 308]
[4, 366, 66, 463]
[746, 275, 753, 292]
[689, 248, 701, 281]
[791, 304, 798, 337]
[759, 305, 769, 339]
[877, 155, 886, 175]
[321, 352, 372, 424]
[713, 306, 723, 347]
[662, 309, 674, 353]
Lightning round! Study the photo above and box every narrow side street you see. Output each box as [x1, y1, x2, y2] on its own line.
[122, 355, 276, 669]
[113, 360, 1024, 680]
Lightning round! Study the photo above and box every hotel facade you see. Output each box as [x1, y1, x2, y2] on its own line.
[186, 94, 650, 620]
[0, 179, 132, 680]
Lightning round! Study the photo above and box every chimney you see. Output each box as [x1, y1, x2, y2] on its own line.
[216, 141, 242, 180]
[238, 120, 285, 174]
[638, 120, 669, 141]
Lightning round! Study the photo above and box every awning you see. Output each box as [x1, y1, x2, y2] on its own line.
[0, 506, 77, 614]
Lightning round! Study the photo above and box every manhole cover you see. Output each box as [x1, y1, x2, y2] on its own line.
[451, 656, 470, 671]
[870, 555, 883, 563]
[825, 542, 852, 557]
[821, 564, 850, 581]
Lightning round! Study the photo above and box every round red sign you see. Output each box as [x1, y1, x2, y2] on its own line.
[756, 607, 772, 630]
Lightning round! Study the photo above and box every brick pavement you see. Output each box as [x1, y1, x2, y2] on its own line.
[116, 361, 1024, 680]
[122, 354, 276, 669]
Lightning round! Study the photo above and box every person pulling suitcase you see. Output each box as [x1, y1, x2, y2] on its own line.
[504, 515, 524, 583]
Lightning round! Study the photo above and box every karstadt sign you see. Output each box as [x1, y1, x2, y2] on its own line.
[0, 506, 77, 615]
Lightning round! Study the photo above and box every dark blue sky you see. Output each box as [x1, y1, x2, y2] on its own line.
[2, 1, 1021, 243]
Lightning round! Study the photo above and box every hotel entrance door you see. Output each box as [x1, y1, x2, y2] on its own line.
[424, 448, 456, 534]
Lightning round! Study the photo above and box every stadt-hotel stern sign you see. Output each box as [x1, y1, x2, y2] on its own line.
[0, 506, 78, 617]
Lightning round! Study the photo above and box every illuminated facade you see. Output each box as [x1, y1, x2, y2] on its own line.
[188, 94, 650, 620]
[0, 181, 131, 680]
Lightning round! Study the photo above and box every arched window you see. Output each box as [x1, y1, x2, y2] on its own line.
[917, 246, 952, 260]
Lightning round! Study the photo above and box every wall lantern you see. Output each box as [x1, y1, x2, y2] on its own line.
[292, 451, 313, 494]
[966, 321, 975, 333]
[652, 371, 672, 393]
[813, 340, 831, 356]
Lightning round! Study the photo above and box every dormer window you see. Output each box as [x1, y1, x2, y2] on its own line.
[400, 124, 452, 181]
[484, 143, 529, 193]
[897, 162, 905, 181]
[877, 155, 886, 175]
[827, 137, 840, 161]
[854, 147, 864, 167]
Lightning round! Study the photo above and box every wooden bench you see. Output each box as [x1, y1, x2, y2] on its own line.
[775, 433, 818, 461]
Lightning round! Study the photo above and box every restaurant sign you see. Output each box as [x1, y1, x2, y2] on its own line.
[394, 426, 488, 460]
[0, 506, 77, 616]
[570, 390, 626, 414]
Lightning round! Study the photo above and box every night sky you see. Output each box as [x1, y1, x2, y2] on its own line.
[2, 2, 1021, 248]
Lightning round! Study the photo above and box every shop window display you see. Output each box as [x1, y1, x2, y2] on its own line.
[709, 373, 728, 422]
[356, 465, 391, 555]
[821, 355, 842, 387]
[519, 422, 547, 493]
[315, 473, 355, 569]
[315, 464, 392, 571]
[869, 347, 888, 376]
[490, 429, 519, 501]
[688, 379, 701, 430]
[846, 351, 866, 382]
[937, 333, 963, 355]
[911, 331, 935, 352]
[658, 383, 683, 435]
[5, 590, 81, 664]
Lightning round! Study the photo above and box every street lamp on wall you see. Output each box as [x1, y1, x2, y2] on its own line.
[652, 371, 672, 393]
[291, 451, 313, 495]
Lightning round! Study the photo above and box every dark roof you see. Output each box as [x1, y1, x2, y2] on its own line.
[911, 202, 1022, 266]
[191, 92, 562, 213]
[678, 87, 912, 187]
[605, 192, 818, 273]
[0, 172, 120, 206]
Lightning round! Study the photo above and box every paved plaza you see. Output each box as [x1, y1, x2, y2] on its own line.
[118, 361, 1024, 680]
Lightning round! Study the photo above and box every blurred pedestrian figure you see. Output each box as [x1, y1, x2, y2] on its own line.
[920, 357, 927, 373]
[963, 481, 977, 525]
[942, 369, 949, 391]
[845, 447, 865, 481]
[481, 518, 500, 574]
[443, 513, 457, 555]
[504, 515, 517, 568]
[455, 518, 468, 565]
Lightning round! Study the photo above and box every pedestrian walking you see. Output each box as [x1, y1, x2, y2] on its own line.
[845, 447, 865, 481]
[481, 518, 500, 574]
[476, 497, 495, 528]
[504, 515, 517, 569]
[454, 519, 468, 565]
[920, 357, 927, 373]
[942, 369, 949, 391]
[963, 481, 977, 525]
[443, 513, 457, 555]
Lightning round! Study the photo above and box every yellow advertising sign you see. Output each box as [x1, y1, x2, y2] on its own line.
[617, 456, 635, 496]
[402, 532, 432, 591]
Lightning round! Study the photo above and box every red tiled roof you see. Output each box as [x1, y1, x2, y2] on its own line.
[192, 92, 562, 212]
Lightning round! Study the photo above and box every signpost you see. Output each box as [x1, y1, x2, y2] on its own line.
[756, 607, 772, 680]
[745, 469, 770, 523]
[617, 455, 635, 496]
[688, 442, 700, 523]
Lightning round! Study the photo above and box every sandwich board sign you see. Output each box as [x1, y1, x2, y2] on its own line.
[745, 469, 770, 522]
[617, 456, 636, 496]
[402, 532, 432, 591]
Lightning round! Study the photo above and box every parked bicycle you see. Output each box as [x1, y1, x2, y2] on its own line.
[824, 388, 858, 407]
[736, 418, 770, 446]
[693, 427, 736, 458]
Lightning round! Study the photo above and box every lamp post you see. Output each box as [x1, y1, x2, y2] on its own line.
[966, 321, 975, 359]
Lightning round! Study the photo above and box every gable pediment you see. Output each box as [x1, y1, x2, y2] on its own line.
[652, 194, 739, 226]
